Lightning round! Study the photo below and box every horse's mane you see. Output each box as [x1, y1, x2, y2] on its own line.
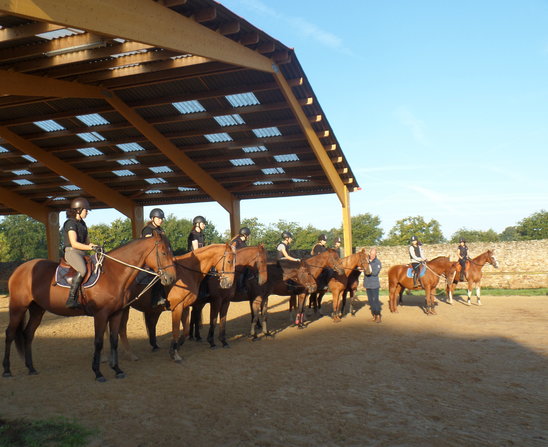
[429, 256, 449, 262]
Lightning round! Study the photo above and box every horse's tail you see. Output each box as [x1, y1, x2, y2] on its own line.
[13, 314, 27, 359]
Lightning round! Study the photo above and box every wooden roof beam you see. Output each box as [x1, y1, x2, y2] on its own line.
[0, 0, 274, 73]
[0, 185, 52, 222]
[0, 22, 64, 42]
[194, 7, 216, 23]
[219, 21, 240, 36]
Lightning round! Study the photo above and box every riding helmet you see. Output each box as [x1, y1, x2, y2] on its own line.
[410, 235, 419, 242]
[149, 208, 165, 219]
[193, 215, 207, 225]
[318, 234, 327, 241]
[460, 238, 466, 243]
[239, 227, 251, 236]
[70, 197, 91, 210]
[334, 237, 342, 244]
[281, 231, 293, 239]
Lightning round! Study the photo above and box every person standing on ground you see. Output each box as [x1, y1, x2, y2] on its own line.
[363, 247, 382, 323]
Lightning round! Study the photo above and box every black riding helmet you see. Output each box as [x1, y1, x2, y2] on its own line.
[460, 238, 466, 243]
[318, 234, 327, 241]
[149, 208, 165, 219]
[193, 215, 207, 225]
[282, 231, 293, 239]
[70, 197, 91, 210]
[334, 237, 341, 244]
[410, 235, 419, 243]
[239, 227, 251, 236]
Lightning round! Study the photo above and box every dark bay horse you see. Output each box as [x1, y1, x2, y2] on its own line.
[290, 249, 344, 327]
[115, 243, 236, 363]
[447, 250, 499, 306]
[188, 245, 268, 348]
[387, 256, 458, 315]
[309, 249, 372, 322]
[244, 260, 317, 338]
[3, 234, 176, 381]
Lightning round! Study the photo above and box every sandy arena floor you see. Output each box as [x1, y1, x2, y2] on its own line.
[0, 293, 546, 447]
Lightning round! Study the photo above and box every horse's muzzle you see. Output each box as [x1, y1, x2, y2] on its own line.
[220, 276, 234, 289]
[160, 270, 175, 286]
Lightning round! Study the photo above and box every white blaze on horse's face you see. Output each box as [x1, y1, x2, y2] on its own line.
[491, 255, 499, 268]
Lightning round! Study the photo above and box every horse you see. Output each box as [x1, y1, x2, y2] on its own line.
[447, 250, 498, 306]
[3, 234, 176, 381]
[242, 259, 318, 338]
[115, 243, 236, 362]
[387, 256, 458, 315]
[185, 245, 268, 348]
[289, 249, 345, 327]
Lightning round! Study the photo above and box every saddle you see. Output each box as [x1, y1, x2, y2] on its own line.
[54, 254, 101, 288]
[406, 264, 426, 279]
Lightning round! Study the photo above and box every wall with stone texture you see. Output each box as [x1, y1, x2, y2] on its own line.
[356, 240, 548, 290]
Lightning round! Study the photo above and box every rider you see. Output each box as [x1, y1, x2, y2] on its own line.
[311, 234, 328, 256]
[231, 227, 250, 250]
[187, 215, 207, 252]
[332, 237, 342, 258]
[63, 197, 98, 308]
[409, 236, 427, 287]
[276, 231, 300, 263]
[139, 208, 167, 307]
[457, 238, 468, 281]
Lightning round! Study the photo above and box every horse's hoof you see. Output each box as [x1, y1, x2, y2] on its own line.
[96, 376, 107, 383]
[151, 346, 160, 352]
[3, 371, 12, 378]
[222, 343, 230, 349]
[28, 368, 39, 375]
[209, 344, 217, 350]
[115, 372, 126, 379]
[477, 301, 482, 306]
[251, 335, 259, 342]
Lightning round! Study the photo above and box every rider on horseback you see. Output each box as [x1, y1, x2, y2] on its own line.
[332, 237, 342, 258]
[311, 234, 328, 255]
[457, 238, 468, 281]
[188, 215, 207, 252]
[139, 208, 167, 307]
[409, 236, 426, 287]
[231, 227, 250, 250]
[277, 231, 300, 262]
[63, 197, 98, 308]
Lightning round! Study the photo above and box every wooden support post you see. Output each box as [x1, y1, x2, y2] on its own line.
[46, 211, 60, 261]
[229, 199, 241, 240]
[131, 205, 144, 239]
[341, 187, 353, 256]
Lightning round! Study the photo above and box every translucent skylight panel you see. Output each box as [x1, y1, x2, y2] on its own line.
[76, 113, 110, 126]
[253, 180, 273, 186]
[225, 92, 260, 107]
[242, 145, 268, 153]
[145, 190, 161, 194]
[77, 147, 103, 157]
[274, 154, 300, 162]
[110, 49, 148, 58]
[113, 38, 126, 43]
[230, 158, 255, 167]
[204, 132, 233, 143]
[116, 159, 140, 166]
[292, 178, 310, 183]
[145, 178, 167, 184]
[149, 166, 173, 174]
[112, 170, 135, 177]
[117, 143, 145, 152]
[34, 119, 65, 132]
[0, 145, 9, 153]
[252, 127, 282, 138]
[35, 28, 84, 40]
[22, 155, 37, 162]
[214, 114, 245, 127]
[262, 167, 285, 175]
[172, 100, 206, 114]
[12, 169, 31, 175]
[13, 179, 34, 186]
[178, 186, 198, 192]
[52, 196, 67, 201]
[61, 185, 81, 191]
[77, 131, 105, 142]
[170, 54, 192, 60]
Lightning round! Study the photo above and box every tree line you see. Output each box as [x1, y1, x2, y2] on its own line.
[0, 210, 546, 262]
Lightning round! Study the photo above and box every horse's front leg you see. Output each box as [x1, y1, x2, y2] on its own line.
[118, 307, 139, 361]
[207, 298, 220, 349]
[218, 297, 231, 347]
[22, 304, 46, 375]
[169, 301, 184, 362]
[296, 293, 307, 328]
[249, 295, 261, 339]
[260, 296, 272, 337]
[466, 283, 473, 305]
[108, 311, 126, 379]
[92, 314, 109, 382]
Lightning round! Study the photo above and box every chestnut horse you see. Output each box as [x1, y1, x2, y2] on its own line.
[387, 256, 458, 315]
[115, 243, 236, 362]
[289, 249, 344, 327]
[447, 250, 498, 306]
[3, 234, 175, 381]
[308, 249, 372, 321]
[188, 245, 268, 348]
[244, 260, 317, 339]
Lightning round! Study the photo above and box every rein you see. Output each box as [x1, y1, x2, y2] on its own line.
[423, 262, 450, 279]
[174, 249, 235, 277]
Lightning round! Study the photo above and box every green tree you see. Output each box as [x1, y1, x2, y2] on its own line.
[0, 232, 9, 261]
[0, 215, 47, 261]
[383, 216, 445, 246]
[499, 225, 520, 241]
[162, 214, 192, 252]
[515, 210, 548, 240]
[350, 213, 383, 246]
[450, 228, 499, 243]
[88, 218, 132, 251]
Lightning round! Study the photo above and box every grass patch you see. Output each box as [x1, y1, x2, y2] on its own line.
[348, 288, 547, 297]
[0, 417, 94, 447]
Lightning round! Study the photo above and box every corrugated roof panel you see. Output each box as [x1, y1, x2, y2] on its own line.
[117, 159, 140, 166]
[230, 158, 254, 167]
[204, 132, 232, 143]
[21, 155, 37, 163]
[77, 147, 103, 156]
[112, 170, 135, 177]
[61, 184, 81, 191]
[34, 120, 65, 132]
[149, 166, 173, 174]
[172, 100, 206, 114]
[11, 170, 31, 175]
[274, 154, 299, 162]
[252, 127, 282, 138]
[262, 167, 285, 175]
[13, 179, 34, 185]
[225, 92, 260, 107]
[214, 114, 245, 127]
[242, 145, 268, 153]
[145, 178, 167, 184]
[77, 131, 106, 142]
[76, 113, 110, 126]
[0, 146, 8, 153]
[117, 143, 145, 152]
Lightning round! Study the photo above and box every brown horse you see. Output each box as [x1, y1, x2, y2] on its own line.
[116, 243, 236, 362]
[447, 250, 498, 306]
[188, 245, 268, 348]
[3, 234, 176, 381]
[308, 249, 372, 321]
[387, 256, 458, 315]
[290, 249, 344, 327]
[244, 260, 317, 338]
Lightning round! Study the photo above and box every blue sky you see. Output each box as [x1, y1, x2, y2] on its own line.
[88, 0, 548, 238]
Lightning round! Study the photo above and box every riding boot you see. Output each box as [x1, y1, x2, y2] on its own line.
[65, 272, 84, 308]
[413, 272, 419, 288]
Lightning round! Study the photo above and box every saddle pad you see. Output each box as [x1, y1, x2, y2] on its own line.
[406, 265, 426, 278]
[55, 254, 100, 288]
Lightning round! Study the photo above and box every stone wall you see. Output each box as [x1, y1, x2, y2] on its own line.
[356, 240, 548, 289]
